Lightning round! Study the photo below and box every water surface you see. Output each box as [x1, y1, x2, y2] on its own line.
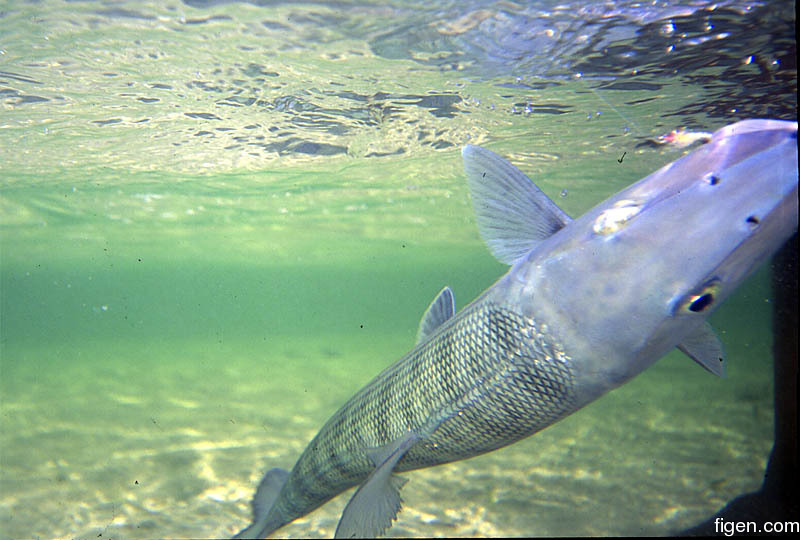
[0, 1, 796, 538]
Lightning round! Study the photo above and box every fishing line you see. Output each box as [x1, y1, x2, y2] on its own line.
[574, 72, 645, 137]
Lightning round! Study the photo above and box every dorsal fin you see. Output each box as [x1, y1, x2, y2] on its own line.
[462, 145, 572, 264]
[416, 287, 455, 344]
[678, 321, 726, 377]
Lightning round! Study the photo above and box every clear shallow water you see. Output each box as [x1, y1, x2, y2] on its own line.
[0, 1, 795, 538]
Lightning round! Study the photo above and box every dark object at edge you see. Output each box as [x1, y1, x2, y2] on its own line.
[681, 234, 798, 535]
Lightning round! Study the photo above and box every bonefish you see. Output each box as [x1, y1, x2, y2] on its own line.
[234, 119, 798, 538]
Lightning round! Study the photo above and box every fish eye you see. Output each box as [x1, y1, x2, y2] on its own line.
[678, 280, 721, 314]
[688, 292, 714, 312]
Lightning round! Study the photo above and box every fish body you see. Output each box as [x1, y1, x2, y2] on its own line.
[234, 119, 798, 538]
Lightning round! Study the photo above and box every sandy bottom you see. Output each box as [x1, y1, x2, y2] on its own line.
[1, 317, 774, 539]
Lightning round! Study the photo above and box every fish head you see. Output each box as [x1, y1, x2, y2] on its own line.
[517, 119, 797, 388]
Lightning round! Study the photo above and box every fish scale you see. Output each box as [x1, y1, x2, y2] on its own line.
[234, 120, 798, 538]
[264, 300, 576, 530]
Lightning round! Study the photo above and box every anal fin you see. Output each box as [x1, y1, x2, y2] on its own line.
[334, 431, 419, 539]
[233, 467, 289, 539]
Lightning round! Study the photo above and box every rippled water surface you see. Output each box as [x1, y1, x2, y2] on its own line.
[1, 1, 796, 538]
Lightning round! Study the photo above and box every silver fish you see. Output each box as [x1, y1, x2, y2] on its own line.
[234, 119, 798, 538]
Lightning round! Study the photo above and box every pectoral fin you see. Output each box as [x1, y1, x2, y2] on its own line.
[334, 431, 420, 539]
[462, 144, 572, 264]
[678, 321, 726, 377]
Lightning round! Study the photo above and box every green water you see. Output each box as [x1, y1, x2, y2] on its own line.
[1, 1, 794, 538]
